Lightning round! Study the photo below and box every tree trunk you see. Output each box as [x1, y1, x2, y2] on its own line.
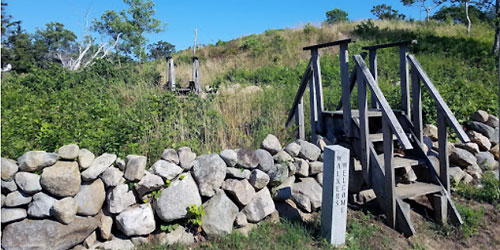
[466, 1, 471, 37]
[494, 0, 500, 54]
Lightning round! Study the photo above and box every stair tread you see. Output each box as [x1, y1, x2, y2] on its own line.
[377, 155, 426, 169]
[323, 109, 383, 117]
[395, 182, 442, 199]
[369, 133, 396, 142]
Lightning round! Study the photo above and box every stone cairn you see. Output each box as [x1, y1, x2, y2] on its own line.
[1, 135, 326, 250]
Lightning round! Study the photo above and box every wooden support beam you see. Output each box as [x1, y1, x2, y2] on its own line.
[383, 113, 395, 229]
[369, 49, 379, 109]
[407, 54, 470, 143]
[431, 193, 448, 225]
[310, 67, 318, 143]
[311, 49, 324, 134]
[411, 67, 422, 142]
[285, 60, 313, 128]
[303, 38, 352, 51]
[295, 97, 305, 140]
[340, 44, 351, 137]
[353, 55, 413, 150]
[437, 107, 450, 194]
[400, 46, 410, 118]
[357, 66, 370, 180]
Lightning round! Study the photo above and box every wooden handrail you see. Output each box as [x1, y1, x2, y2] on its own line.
[407, 54, 470, 143]
[285, 59, 313, 128]
[303, 39, 352, 51]
[353, 55, 413, 150]
[362, 40, 417, 51]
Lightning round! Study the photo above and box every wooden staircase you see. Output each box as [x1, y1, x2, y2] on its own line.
[286, 39, 470, 237]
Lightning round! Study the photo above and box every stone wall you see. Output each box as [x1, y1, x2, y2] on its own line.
[1, 134, 326, 250]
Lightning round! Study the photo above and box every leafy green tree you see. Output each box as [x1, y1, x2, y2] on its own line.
[92, 0, 165, 61]
[433, 4, 491, 23]
[325, 9, 349, 24]
[371, 4, 406, 20]
[33, 22, 77, 61]
[147, 40, 175, 60]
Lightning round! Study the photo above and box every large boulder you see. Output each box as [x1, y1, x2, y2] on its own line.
[220, 149, 238, 167]
[161, 148, 179, 164]
[476, 152, 499, 171]
[468, 131, 491, 151]
[74, 179, 106, 216]
[471, 110, 489, 123]
[4, 191, 32, 207]
[261, 134, 282, 155]
[192, 154, 227, 197]
[2, 216, 99, 250]
[78, 149, 95, 169]
[284, 142, 301, 158]
[57, 144, 80, 160]
[116, 204, 156, 236]
[249, 169, 270, 190]
[468, 121, 495, 140]
[273, 151, 293, 163]
[107, 184, 137, 214]
[1, 158, 18, 181]
[450, 148, 477, 168]
[27, 192, 57, 218]
[14, 172, 42, 194]
[242, 187, 275, 223]
[124, 155, 147, 181]
[151, 160, 183, 180]
[135, 173, 164, 197]
[178, 147, 196, 170]
[201, 190, 239, 237]
[293, 158, 309, 177]
[1, 208, 27, 223]
[292, 178, 322, 211]
[255, 149, 274, 173]
[52, 197, 78, 224]
[226, 167, 251, 179]
[155, 173, 202, 222]
[236, 149, 259, 169]
[100, 166, 124, 187]
[40, 161, 81, 197]
[297, 141, 321, 161]
[222, 179, 256, 206]
[17, 151, 58, 172]
[81, 153, 117, 181]
[268, 164, 289, 187]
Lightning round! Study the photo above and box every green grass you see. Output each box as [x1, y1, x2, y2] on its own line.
[456, 171, 500, 204]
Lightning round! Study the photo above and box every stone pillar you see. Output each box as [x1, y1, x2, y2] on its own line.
[321, 145, 350, 246]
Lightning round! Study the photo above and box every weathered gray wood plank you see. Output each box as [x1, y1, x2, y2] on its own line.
[400, 46, 410, 118]
[357, 66, 370, 180]
[310, 71, 318, 143]
[411, 67, 423, 142]
[383, 113, 395, 228]
[437, 107, 450, 194]
[295, 97, 305, 140]
[285, 60, 312, 128]
[407, 54, 470, 143]
[353, 55, 413, 150]
[369, 49, 379, 109]
[311, 49, 324, 134]
[167, 57, 175, 91]
[340, 44, 351, 137]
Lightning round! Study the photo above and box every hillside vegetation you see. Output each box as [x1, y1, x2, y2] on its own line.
[2, 20, 498, 161]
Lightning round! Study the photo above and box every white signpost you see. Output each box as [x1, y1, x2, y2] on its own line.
[321, 145, 350, 246]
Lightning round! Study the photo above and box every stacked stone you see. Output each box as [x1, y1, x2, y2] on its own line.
[422, 110, 499, 186]
[4, 134, 319, 250]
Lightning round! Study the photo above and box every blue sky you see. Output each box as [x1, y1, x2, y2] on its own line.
[6, 0, 432, 50]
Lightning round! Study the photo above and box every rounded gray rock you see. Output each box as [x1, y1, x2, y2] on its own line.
[15, 172, 42, 194]
[40, 161, 81, 197]
[52, 197, 78, 224]
[255, 149, 274, 173]
[75, 179, 106, 216]
[107, 184, 136, 214]
[1, 158, 18, 181]
[249, 169, 270, 190]
[261, 134, 282, 155]
[1, 208, 27, 223]
[161, 149, 179, 165]
[151, 160, 183, 180]
[57, 144, 80, 160]
[192, 154, 227, 197]
[78, 148, 95, 169]
[5, 191, 32, 207]
[242, 188, 275, 223]
[236, 149, 259, 169]
[155, 173, 202, 222]
[201, 190, 239, 237]
[135, 173, 164, 197]
[17, 151, 58, 172]
[124, 155, 147, 181]
[222, 179, 256, 206]
[297, 141, 321, 161]
[81, 153, 117, 181]
[116, 204, 156, 236]
[2, 179, 18, 192]
[284, 142, 301, 157]
[220, 149, 238, 167]
[100, 166, 124, 187]
[28, 192, 57, 218]
[178, 147, 196, 170]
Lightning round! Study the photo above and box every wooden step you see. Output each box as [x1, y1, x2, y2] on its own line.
[323, 109, 382, 117]
[369, 133, 396, 142]
[377, 155, 426, 169]
[395, 182, 442, 199]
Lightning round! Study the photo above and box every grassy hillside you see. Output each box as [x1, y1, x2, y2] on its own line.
[2, 20, 498, 160]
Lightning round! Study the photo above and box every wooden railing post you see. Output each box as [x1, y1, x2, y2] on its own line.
[295, 97, 305, 140]
[400, 45, 410, 118]
[340, 44, 351, 137]
[357, 65, 370, 178]
[369, 49, 379, 109]
[309, 60, 319, 143]
[437, 107, 450, 194]
[167, 56, 175, 91]
[311, 49, 324, 135]
[382, 114, 395, 228]
[411, 66, 422, 142]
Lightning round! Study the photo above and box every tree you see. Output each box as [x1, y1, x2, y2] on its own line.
[34, 22, 77, 60]
[147, 41, 175, 60]
[371, 4, 406, 20]
[402, 0, 441, 21]
[325, 9, 349, 24]
[433, 4, 491, 23]
[92, 0, 164, 61]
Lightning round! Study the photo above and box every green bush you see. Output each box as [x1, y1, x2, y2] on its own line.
[456, 171, 500, 204]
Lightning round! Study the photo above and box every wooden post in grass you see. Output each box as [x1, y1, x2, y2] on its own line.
[321, 145, 350, 246]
